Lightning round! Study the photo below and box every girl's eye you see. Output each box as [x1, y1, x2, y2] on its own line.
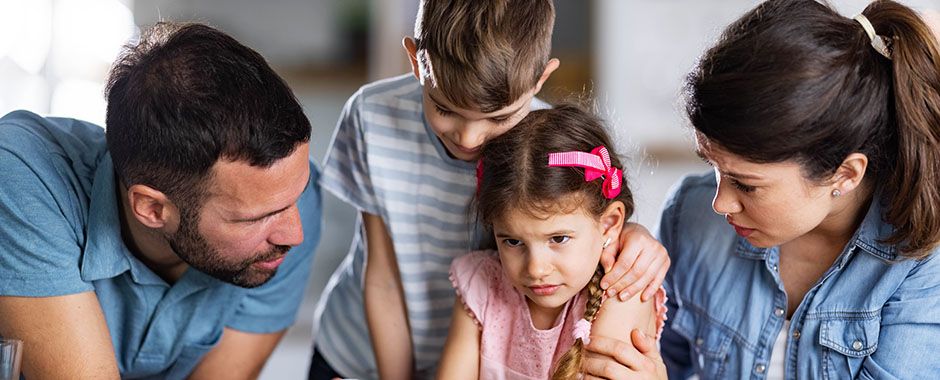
[550, 235, 570, 244]
[732, 180, 755, 193]
[435, 106, 453, 117]
[503, 239, 523, 247]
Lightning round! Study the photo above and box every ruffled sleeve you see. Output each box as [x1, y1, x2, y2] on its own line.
[449, 250, 502, 329]
[653, 287, 669, 341]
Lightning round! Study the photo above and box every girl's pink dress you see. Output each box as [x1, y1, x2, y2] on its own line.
[449, 250, 668, 380]
[450, 250, 585, 380]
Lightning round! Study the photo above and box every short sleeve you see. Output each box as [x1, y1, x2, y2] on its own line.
[449, 250, 502, 327]
[227, 162, 322, 333]
[0, 117, 93, 296]
[319, 89, 381, 215]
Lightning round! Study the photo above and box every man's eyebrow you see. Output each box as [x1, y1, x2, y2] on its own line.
[239, 205, 291, 222]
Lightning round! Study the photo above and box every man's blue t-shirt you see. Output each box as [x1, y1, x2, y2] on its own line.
[0, 110, 321, 379]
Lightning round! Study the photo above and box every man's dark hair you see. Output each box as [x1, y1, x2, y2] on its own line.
[105, 21, 311, 209]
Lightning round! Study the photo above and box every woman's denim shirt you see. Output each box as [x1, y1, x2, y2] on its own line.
[656, 173, 940, 380]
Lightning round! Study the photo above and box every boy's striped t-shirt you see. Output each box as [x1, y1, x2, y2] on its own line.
[314, 73, 548, 379]
[315, 74, 480, 379]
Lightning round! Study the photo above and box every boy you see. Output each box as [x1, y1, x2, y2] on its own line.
[311, 1, 668, 379]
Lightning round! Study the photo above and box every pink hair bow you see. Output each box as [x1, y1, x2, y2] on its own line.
[548, 146, 622, 199]
[572, 318, 592, 345]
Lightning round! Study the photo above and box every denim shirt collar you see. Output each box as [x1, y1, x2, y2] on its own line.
[735, 192, 898, 263]
[80, 154, 211, 287]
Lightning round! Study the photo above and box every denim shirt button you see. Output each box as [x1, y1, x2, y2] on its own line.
[696, 338, 704, 346]
[774, 308, 785, 317]
[852, 340, 863, 350]
[792, 330, 801, 339]
[755, 364, 766, 374]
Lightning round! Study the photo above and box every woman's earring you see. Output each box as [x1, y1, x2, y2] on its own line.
[602, 237, 612, 249]
[832, 189, 842, 197]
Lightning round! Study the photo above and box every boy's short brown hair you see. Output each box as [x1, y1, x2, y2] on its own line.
[414, 0, 554, 113]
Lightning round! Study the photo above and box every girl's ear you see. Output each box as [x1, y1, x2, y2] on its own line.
[600, 201, 626, 238]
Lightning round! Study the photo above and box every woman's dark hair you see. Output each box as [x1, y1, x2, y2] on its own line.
[105, 22, 311, 210]
[474, 104, 634, 379]
[685, 0, 940, 259]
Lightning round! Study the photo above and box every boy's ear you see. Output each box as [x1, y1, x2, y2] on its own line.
[600, 201, 626, 239]
[402, 37, 421, 80]
[126, 184, 179, 230]
[533, 58, 561, 94]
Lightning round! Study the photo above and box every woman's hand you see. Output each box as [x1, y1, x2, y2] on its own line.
[599, 223, 670, 302]
[580, 330, 667, 380]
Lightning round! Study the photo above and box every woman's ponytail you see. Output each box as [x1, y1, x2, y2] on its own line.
[866, 2, 940, 259]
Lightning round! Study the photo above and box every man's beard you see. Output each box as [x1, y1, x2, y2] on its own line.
[166, 210, 290, 288]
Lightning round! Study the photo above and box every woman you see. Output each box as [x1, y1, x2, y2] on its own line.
[583, 0, 940, 379]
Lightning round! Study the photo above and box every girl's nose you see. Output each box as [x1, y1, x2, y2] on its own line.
[526, 252, 553, 279]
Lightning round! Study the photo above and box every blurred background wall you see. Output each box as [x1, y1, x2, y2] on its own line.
[1, 0, 936, 378]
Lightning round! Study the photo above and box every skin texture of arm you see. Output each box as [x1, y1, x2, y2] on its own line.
[361, 211, 414, 380]
[434, 296, 481, 380]
[0, 292, 121, 380]
[186, 328, 286, 380]
[581, 293, 667, 380]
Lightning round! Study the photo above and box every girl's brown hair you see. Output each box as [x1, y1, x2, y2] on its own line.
[686, 0, 940, 258]
[474, 104, 634, 380]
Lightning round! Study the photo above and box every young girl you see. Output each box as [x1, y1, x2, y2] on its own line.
[435, 105, 668, 380]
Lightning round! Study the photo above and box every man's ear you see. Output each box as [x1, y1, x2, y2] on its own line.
[126, 184, 178, 230]
[402, 37, 421, 80]
[600, 201, 626, 240]
[533, 58, 560, 94]
[830, 153, 869, 196]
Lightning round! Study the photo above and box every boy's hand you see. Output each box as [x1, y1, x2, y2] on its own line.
[599, 222, 669, 302]
[580, 330, 666, 380]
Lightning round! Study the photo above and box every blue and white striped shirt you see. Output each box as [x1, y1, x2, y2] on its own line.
[314, 74, 546, 379]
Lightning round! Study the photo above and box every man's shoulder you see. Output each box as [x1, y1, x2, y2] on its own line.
[0, 111, 109, 298]
[0, 110, 107, 160]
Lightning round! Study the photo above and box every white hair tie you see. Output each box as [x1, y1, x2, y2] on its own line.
[854, 14, 892, 59]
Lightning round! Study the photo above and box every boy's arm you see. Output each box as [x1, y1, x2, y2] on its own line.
[362, 211, 414, 380]
[580, 294, 666, 380]
[186, 328, 286, 380]
[0, 292, 121, 380]
[434, 297, 481, 380]
[599, 223, 670, 302]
